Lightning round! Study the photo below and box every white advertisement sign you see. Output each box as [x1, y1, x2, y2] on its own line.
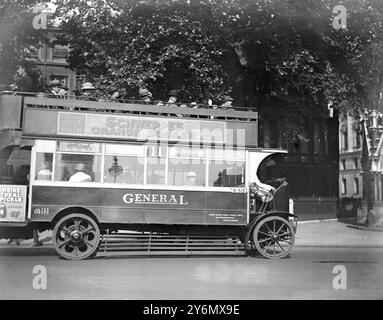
[0, 185, 27, 222]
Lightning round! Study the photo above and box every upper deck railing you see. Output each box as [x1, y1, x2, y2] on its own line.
[0, 91, 257, 129]
[1, 91, 259, 148]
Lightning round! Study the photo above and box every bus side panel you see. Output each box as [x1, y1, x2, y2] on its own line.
[30, 186, 102, 222]
[101, 188, 247, 226]
[30, 186, 248, 226]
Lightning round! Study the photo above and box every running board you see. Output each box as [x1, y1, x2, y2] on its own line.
[97, 232, 246, 257]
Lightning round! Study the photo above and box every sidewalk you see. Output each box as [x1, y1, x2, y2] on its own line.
[295, 219, 383, 247]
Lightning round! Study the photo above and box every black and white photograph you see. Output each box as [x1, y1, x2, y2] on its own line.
[0, 0, 382, 306]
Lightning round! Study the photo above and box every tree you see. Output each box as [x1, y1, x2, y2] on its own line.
[50, 0, 383, 140]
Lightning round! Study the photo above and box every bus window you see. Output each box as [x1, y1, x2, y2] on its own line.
[104, 155, 144, 184]
[208, 160, 245, 187]
[35, 153, 53, 181]
[168, 146, 206, 187]
[257, 154, 286, 188]
[54, 153, 101, 182]
[146, 146, 166, 185]
[5, 148, 31, 185]
[168, 159, 206, 186]
[208, 148, 246, 187]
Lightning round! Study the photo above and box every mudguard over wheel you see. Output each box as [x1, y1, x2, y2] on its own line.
[52, 213, 100, 260]
[252, 216, 295, 259]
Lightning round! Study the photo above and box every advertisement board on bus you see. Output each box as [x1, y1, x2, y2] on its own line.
[0, 185, 27, 222]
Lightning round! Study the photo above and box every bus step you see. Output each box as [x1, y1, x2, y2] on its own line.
[98, 232, 246, 256]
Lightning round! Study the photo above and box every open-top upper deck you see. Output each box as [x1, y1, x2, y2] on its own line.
[0, 92, 258, 148]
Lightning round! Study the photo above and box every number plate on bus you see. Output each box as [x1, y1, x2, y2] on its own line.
[230, 187, 247, 193]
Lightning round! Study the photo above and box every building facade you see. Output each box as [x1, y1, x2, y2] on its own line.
[338, 112, 363, 218]
[31, 27, 77, 95]
[339, 110, 383, 226]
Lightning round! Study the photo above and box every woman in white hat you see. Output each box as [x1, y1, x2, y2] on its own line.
[78, 82, 97, 101]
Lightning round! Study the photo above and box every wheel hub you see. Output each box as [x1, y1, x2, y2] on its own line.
[70, 230, 83, 242]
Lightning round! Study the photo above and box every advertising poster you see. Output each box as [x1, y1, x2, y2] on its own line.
[0, 185, 27, 222]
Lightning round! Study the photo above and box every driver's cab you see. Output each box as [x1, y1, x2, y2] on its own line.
[248, 149, 289, 213]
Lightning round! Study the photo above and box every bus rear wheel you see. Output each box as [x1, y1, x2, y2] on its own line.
[252, 216, 294, 259]
[53, 213, 100, 260]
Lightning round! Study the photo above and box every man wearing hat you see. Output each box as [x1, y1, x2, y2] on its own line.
[10, 64, 33, 92]
[69, 163, 92, 182]
[49, 79, 61, 97]
[220, 95, 234, 110]
[139, 88, 152, 102]
[167, 89, 178, 106]
[58, 82, 68, 98]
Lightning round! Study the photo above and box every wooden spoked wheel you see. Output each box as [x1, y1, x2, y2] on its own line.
[252, 216, 295, 259]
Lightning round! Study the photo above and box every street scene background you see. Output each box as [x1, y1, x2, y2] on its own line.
[1, 0, 383, 300]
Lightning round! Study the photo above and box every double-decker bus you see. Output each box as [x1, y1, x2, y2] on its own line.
[0, 92, 297, 259]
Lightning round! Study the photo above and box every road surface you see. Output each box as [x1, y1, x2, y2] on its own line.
[0, 246, 382, 299]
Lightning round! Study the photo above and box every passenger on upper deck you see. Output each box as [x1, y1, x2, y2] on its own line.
[48, 79, 67, 99]
[139, 88, 152, 102]
[9, 65, 33, 92]
[110, 88, 122, 102]
[220, 95, 235, 110]
[78, 82, 97, 101]
[167, 89, 178, 107]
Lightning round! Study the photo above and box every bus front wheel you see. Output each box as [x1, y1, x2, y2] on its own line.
[252, 216, 295, 259]
[52, 213, 100, 260]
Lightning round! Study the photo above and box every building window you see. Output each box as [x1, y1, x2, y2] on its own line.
[51, 40, 69, 61]
[354, 130, 361, 149]
[353, 178, 359, 195]
[340, 124, 348, 151]
[342, 159, 346, 170]
[49, 75, 68, 88]
[341, 178, 347, 194]
[354, 158, 358, 169]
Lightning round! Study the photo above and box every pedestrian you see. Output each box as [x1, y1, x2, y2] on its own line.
[32, 229, 42, 247]
[9, 65, 33, 92]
